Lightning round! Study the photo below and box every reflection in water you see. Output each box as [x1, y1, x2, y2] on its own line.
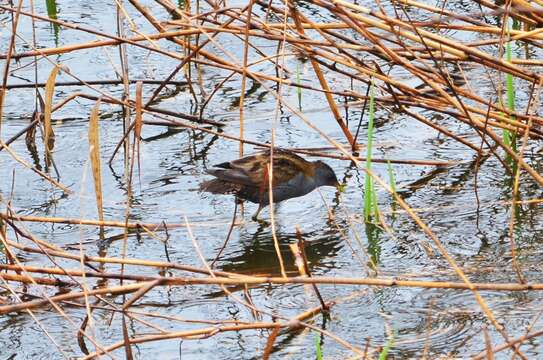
[365, 223, 382, 266]
[25, 113, 42, 171]
[230, 81, 261, 109]
[217, 223, 345, 277]
[146, 83, 189, 107]
[142, 127, 186, 143]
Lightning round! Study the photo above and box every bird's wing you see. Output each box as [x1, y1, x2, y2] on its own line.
[210, 149, 312, 189]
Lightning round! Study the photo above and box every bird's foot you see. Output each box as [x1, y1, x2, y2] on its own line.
[251, 212, 270, 227]
[251, 214, 267, 223]
[255, 218, 270, 228]
[251, 205, 264, 222]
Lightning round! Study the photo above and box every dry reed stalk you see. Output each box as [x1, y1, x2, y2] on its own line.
[0, 271, 75, 286]
[0, 213, 238, 228]
[5, 79, 189, 89]
[45, 91, 222, 127]
[0, 281, 150, 315]
[289, 3, 355, 147]
[183, 215, 361, 355]
[237, 0, 255, 158]
[143, 118, 457, 166]
[81, 300, 339, 359]
[88, 99, 104, 222]
[473, 327, 543, 359]
[2, 237, 249, 278]
[261, 327, 281, 360]
[43, 66, 59, 167]
[290, 239, 327, 310]
[483, 326, 495, 360]
[133, 81, 143, 181]
[5, 268, 543, 334]
[4, 265, 543, 305]
[228, 50, 526, 354]
[5, 2, 543, 146]
[0, 233, 114, 356]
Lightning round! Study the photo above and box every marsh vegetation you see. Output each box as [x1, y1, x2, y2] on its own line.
[1, 0, 543, 358]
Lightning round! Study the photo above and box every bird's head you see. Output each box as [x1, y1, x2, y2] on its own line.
[314, 160, 340, 188]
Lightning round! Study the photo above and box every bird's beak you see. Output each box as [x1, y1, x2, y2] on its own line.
[335, 181, 346, 192]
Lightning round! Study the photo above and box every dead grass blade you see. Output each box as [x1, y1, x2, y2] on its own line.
[88, 99, 104, 222]
[43, 66, 59, 167]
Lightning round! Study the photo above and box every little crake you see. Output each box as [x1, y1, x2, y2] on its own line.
[201, 149, 339, 220]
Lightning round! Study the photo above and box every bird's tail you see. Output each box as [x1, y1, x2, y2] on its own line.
[199, 179, 236, 194]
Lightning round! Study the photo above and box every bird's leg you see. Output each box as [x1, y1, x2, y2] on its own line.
[251, 204, 264, 221]
[234, 197, 244, 217]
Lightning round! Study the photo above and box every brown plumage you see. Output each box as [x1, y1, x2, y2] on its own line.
[200, 149, 339, 220]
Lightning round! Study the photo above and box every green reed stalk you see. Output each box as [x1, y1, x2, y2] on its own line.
[504, 23, 517, 154]
[364, 78, 377, 222]
[378, 331, 395, 360]
[315, 332, 323, 360]
[45, 0, 60, 43]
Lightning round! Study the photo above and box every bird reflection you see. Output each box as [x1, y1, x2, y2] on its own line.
[214, 222, 345, 279]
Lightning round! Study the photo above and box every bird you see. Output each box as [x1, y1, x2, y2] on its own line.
[200, 149, 340, 220]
